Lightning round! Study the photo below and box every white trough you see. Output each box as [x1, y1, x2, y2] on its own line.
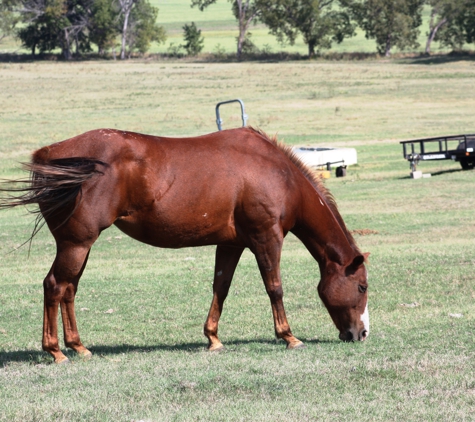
[292, 146, 357, 170]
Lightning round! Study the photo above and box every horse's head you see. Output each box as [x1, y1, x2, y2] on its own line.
[318, 253, 370, 342]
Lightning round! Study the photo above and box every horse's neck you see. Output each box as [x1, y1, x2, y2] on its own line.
[293, 187, 356, 269]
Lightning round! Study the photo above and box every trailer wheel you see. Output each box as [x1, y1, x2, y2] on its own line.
[460, 158, 474, 170]
[336, 166, 347, 177]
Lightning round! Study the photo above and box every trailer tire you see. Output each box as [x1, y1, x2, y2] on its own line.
[460, 158, 474, 170]
[336, 166, 347, 177]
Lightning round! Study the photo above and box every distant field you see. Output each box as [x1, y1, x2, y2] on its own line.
[0, 1, 456, 56]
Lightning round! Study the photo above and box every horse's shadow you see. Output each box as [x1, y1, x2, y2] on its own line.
[0, 338, 334, 365]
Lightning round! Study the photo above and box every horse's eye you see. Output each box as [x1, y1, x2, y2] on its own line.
[358, 285, 367, 294]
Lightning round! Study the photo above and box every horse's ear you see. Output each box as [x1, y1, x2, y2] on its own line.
[345, 254, 367, 275]
[352, 254, 365, 268]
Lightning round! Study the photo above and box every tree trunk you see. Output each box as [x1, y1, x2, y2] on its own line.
[235, 0, 258, 60]
[119, 0, 135, 60]
[63, 28, 72, 60]
[385, 33, 391, 57]
[425, 16, 447, 55]
[120, 10, 130, 59]
[236, 0, 245, 60]
[237, 25, 245, 60]
[75, 34, 80, 56]
[308, 40, 316, 58]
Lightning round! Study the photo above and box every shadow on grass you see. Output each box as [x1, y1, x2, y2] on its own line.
[0, 338, 335, 365]
[401, 52, 475, 65]
[398, 167, 469, 179]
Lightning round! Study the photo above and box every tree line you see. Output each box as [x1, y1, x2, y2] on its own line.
[1, 0, 475, 59]
[0, 0, 166, 58]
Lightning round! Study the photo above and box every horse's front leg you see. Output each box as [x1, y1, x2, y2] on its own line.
[43, 244, 92, 363]
[252, 227, 305, 349]
[204, 245, 244, 351]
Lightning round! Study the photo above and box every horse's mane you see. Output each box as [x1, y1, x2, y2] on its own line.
[248, 127, 360, 253]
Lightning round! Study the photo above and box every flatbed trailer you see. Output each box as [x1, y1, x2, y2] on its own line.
[401, 134, 475, 171]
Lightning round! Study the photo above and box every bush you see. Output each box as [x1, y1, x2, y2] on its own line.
[181, 22, 204, 56]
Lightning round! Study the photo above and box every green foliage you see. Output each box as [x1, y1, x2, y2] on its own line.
[432, 0, 475, 49]
[14, 0, 165, 58]
[259, 0, 355, 57]
[16, 0, 93, 58]
[346, 0, 424, 56]
[17, 2, 70, 56]
[89, 0, 120, 55]
[191, 0, 261, 59]
[62, 0, 94, 57]
[167, 42, 185, 57]
[240, 31, 258, 54]
[190, 0, 217, 12]
[212, 42, 227, 58]
[126, 0, 166, 55]
[181, 21, 204, 55]
[0, 0, 21, 42]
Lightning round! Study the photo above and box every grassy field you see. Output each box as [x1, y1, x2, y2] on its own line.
[1, 58, 475, 420]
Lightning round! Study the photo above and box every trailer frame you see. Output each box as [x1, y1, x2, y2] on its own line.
[400, 134, 475, 171]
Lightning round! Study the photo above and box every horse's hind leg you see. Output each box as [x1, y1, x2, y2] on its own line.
[60, 250, 91, 359]
[204, 245, 244, 351]
[43, 243, 93, 364]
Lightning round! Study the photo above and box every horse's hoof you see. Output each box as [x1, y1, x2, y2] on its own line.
[55, 356, 70, 364]
[208, 343, 225, 352]
[287, 340, 306, 350]
[78, 350, 92, 360]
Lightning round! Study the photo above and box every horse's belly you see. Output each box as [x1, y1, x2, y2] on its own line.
[113, 213, 239, 248]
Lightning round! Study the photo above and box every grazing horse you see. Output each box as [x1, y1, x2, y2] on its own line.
[0, 127, 369, 364]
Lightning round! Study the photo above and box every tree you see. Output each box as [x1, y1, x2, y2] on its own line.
[181, 21, 204, 55]
[191, 0, 261, 59]
[431, 0, 475, 50]
[425, 0, 448, 54]
[124, 0, 166, 56]
[117, 0, 165, 59]
[345, 0, 424, 56]
[89, 0, 119, 55]
[17, 0, 93, 59]
[17, 0, 70, 57]
[0, 0, 21, 43]
[61, 0, 93, 59]
[259, 0, 355, 57]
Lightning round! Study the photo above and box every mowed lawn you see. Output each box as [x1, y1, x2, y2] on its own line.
[0, 58, 475, 421]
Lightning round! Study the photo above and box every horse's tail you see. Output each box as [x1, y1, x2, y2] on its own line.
[0, 157, 106, 243]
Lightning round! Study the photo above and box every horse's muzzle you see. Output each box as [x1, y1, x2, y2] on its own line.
[339, 328, 368, 342]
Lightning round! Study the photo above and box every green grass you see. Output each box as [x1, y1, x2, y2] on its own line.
[1, 59, 475, 420]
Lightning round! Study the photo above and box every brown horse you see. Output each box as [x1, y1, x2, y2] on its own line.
[0, 127, 369, 364]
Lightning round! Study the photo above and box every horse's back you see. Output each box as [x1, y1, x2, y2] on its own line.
[32, 128, 304, 248]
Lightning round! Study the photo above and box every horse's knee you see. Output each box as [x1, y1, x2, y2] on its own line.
[266, 284, 283, 302]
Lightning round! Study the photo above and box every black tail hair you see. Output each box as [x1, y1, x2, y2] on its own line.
[0, 157, 106, 249]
